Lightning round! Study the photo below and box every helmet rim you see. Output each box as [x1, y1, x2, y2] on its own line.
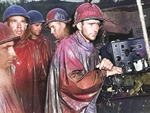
[3, 13, 30, 22]
[0, 36, 20, 46]
[45, 18, 71, 27]
[74, 17, 105, 26]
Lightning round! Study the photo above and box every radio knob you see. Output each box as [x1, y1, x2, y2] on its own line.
[116, 56, 121, 61]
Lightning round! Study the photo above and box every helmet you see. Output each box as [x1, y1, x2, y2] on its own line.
[0, 22, 20, 45]
[45, 8, 70, 27]
[74, 3, 105, 26]
[27, 10, 45, 24]
[3, 5, 30, 22]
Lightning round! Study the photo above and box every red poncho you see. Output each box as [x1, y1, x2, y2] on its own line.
[30, 35, 52, 112]
[14, 40, 45, 113]
[45, 31, 106, 113]
[0, 66, 25, 113]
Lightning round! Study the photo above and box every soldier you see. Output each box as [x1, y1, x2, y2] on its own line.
[27, 10, 53, 112]
[45, 3, 122, 113]
[3, 5, 45, 113]
[0, 22, 25, 113]
[45, 8, 73, 47]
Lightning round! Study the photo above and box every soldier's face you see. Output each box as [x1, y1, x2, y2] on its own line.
[79, 20, 101, 42]
[48, 21, 66, 40]
[6, 16, 28, 38]
[0, 41, 16, 69]
[30, 23, 43, 37]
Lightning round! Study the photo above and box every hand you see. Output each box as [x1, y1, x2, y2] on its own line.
[106, 66, 123, 77]
[96, 58, 113, 71]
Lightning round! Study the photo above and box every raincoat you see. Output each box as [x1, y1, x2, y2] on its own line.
[30, 35, 52, 112]
[45, 31, 106, 113]
[0, 65, 24, 113]
[14, 40, 45, 113]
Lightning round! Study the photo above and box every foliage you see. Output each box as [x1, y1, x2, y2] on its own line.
[0, 2, 12, 22]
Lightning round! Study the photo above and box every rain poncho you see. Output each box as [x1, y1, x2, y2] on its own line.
[45, 31, 106, 113]
[30, 35, 52, 112]
[0, 65, 24, 113]
[14, 40, 45, 113]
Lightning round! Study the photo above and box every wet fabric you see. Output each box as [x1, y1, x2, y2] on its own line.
[14, 40, 45, 113]
[54, 35, 68, 47]
[45, 31, 106, 113]
[0, 65, 24, 113]
[30, 35, 52, 72]
[30, 35, 52, 112]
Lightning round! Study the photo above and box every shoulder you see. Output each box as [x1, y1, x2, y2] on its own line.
[54, 35, 78, 59]
[58, 35, 75, 49]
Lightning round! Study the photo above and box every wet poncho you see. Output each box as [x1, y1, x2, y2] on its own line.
[45, 31, 106, 113]
[30, 35, 52, 112]
[0, 65, 25, 113]
[14, 40, 45, 113]
[30, 35, 52, 71]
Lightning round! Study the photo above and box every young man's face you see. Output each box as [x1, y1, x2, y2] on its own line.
[79, 19, 101, 42]
[30, 23, 43, 37]
[48, 21, 66, 40]
[5, 16, 27, 38]
[0, 41, 16, 69]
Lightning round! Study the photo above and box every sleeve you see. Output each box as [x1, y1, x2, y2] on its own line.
[64, 48, 84, 82]
[59, 42, 106, 100]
